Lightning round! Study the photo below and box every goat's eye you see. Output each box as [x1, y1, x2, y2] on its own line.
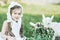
[37, 24, 40, 27]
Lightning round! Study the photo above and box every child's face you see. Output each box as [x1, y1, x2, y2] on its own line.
[11, 8, 22, 21]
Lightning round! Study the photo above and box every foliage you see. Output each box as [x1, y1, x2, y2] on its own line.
[26, 24, 54, 40]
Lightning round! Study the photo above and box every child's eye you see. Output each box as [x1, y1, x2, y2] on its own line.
[18, 13, 21, 15]
[14, 13, 17, 14]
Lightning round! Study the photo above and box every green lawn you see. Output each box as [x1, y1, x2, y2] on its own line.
[0, 13, 60, 37]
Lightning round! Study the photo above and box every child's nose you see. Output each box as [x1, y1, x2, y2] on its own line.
[16, 14, 19, 18]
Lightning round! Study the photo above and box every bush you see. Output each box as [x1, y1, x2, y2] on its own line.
[26, 24, 54, 40]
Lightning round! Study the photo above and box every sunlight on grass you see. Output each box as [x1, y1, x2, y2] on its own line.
[23, 4, 60, 15]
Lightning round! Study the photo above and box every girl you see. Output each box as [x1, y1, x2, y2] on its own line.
[0, 2, 25, 40]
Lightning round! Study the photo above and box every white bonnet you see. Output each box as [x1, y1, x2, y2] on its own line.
[7, 2, 23, 22]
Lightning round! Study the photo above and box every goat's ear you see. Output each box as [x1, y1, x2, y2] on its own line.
[29, 22, 35, 26]
[42, 14, 45, 19]
[51, 15, 54, 20]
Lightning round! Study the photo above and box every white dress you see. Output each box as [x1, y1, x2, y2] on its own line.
[0, 19, 24, 40]
[0, 32, 6, 40]
[11, 19, 24, 40]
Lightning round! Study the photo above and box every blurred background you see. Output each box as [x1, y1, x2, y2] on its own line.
[0, 0, 60, 40]
[0, 0, 60, 15]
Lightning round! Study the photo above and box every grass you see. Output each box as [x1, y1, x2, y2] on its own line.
[0, 13, 7, 31]
[0, 13, 60, 37]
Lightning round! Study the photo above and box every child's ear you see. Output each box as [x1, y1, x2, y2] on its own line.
[42, 14, 45, 19]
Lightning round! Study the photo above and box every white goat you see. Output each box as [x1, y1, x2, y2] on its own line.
[42, 14, 60, 40]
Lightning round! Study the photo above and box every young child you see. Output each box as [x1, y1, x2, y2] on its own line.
[0, 2, 24, 40]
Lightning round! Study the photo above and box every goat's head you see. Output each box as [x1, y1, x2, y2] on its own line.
[42, 14, 54, 28]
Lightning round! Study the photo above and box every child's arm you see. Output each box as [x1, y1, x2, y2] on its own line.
[8, 31, 15, 37]
[1, 20, 11, 39]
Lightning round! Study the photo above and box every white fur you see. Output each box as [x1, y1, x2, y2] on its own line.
[42, 14, 60, 40]
[30, 22, 40, 29]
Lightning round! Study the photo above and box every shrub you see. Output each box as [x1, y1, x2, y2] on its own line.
[26, 24, 54, 40]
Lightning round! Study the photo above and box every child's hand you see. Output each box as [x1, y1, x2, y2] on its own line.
[7, 36, 16, 40]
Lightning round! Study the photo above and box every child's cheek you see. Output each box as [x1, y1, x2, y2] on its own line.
[11, 14, 15, 19]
